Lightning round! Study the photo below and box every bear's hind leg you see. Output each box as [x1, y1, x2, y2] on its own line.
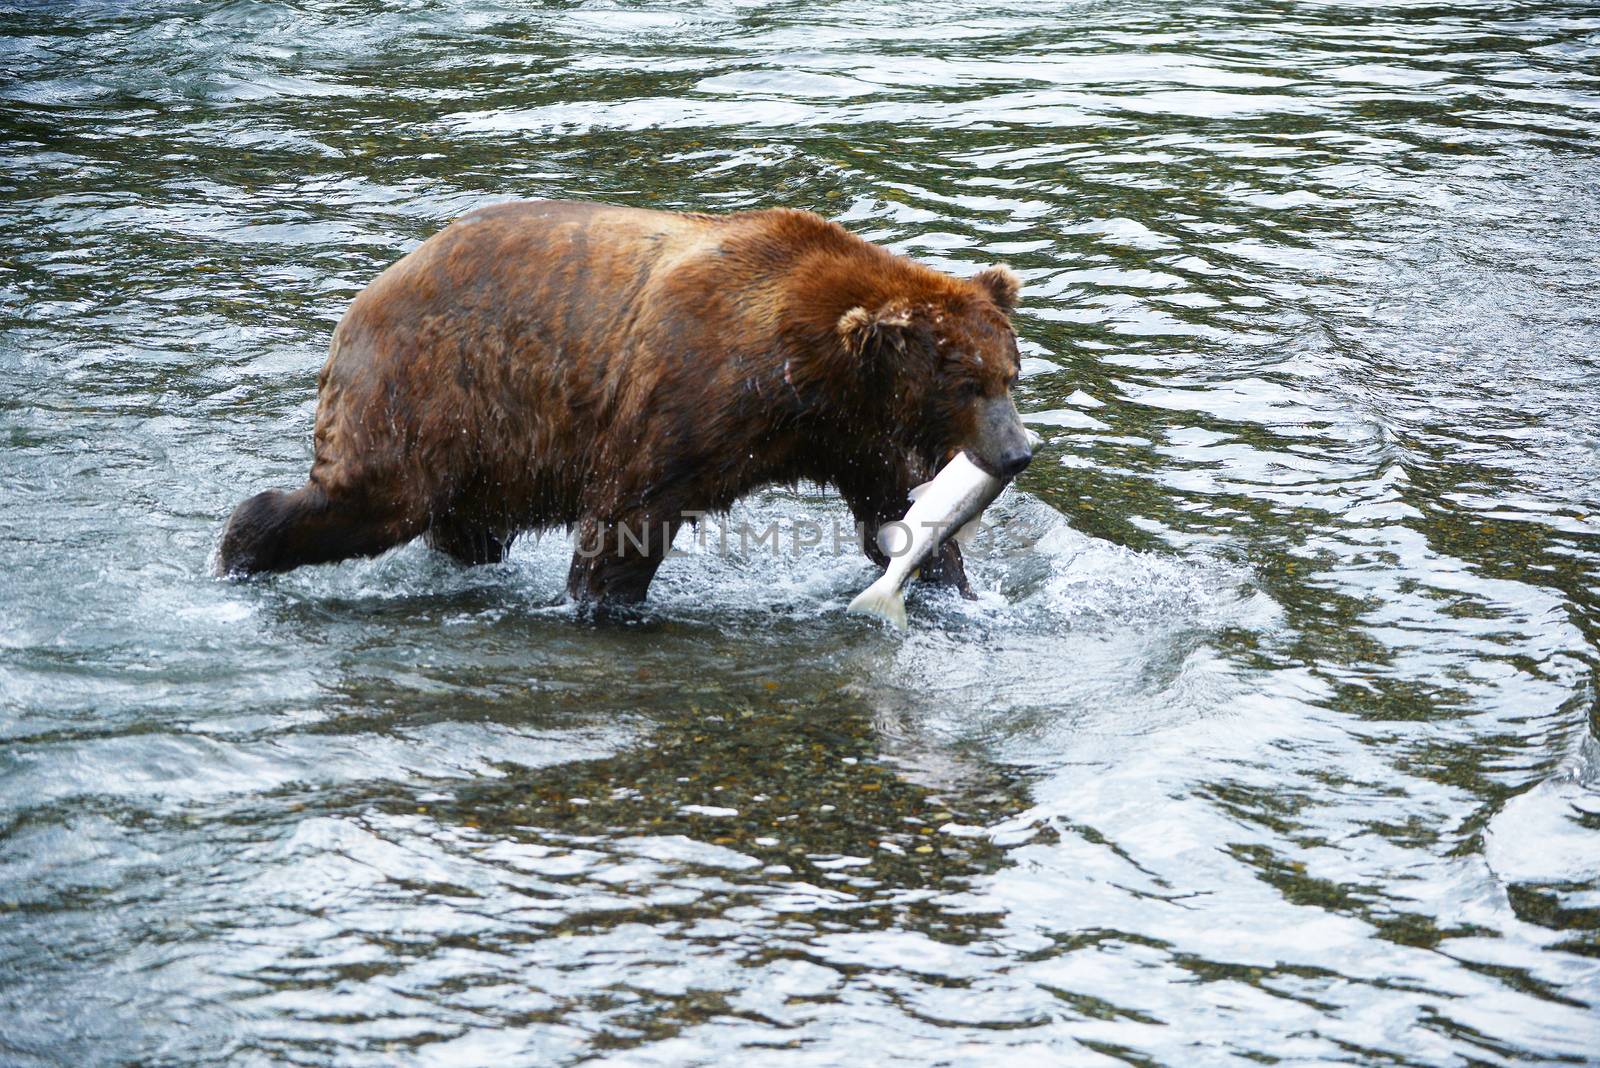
[216, 483, 424, 577]
[425, 519, 516, 566]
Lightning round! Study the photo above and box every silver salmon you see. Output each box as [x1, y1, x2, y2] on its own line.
[846, 451, 1007, 629]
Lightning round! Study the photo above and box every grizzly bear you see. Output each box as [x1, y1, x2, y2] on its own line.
[217, 200, 1033, 604]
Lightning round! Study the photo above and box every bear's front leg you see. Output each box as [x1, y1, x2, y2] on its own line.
[917, 538, 973, 596]
[566, 513, 682, 605]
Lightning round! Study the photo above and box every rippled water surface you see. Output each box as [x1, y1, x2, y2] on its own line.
[4, 1, 1600, 1064]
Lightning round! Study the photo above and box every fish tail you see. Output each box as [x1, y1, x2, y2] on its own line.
[847, 575, 908, 630]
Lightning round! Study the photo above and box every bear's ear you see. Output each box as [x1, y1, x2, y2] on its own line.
[971, 264, 1021, 314]
[837, 301, 915, 356]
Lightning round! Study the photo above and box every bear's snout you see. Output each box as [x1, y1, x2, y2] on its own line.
[968, 393, 1033, 481]
[996, 445, 1032, 478]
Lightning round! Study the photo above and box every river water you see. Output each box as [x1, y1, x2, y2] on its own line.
[3, 1, 1599, 1065]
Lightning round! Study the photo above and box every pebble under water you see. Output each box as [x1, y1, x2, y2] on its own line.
[2, 1, 1599, 1065]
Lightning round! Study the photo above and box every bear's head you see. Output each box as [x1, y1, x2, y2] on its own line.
[836, 264, 1033, 480]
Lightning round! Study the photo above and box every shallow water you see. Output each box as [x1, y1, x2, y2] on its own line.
[3, 1, 1599, 1064]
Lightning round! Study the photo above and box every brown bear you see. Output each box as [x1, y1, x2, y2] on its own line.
[217, 200, 1033, 604]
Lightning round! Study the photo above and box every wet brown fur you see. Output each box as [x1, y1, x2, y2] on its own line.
[218, 200, 1023, 604]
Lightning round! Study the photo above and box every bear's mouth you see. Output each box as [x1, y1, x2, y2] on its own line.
[948, 444, 1005, 478]
[960, 448, 1007, 480]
